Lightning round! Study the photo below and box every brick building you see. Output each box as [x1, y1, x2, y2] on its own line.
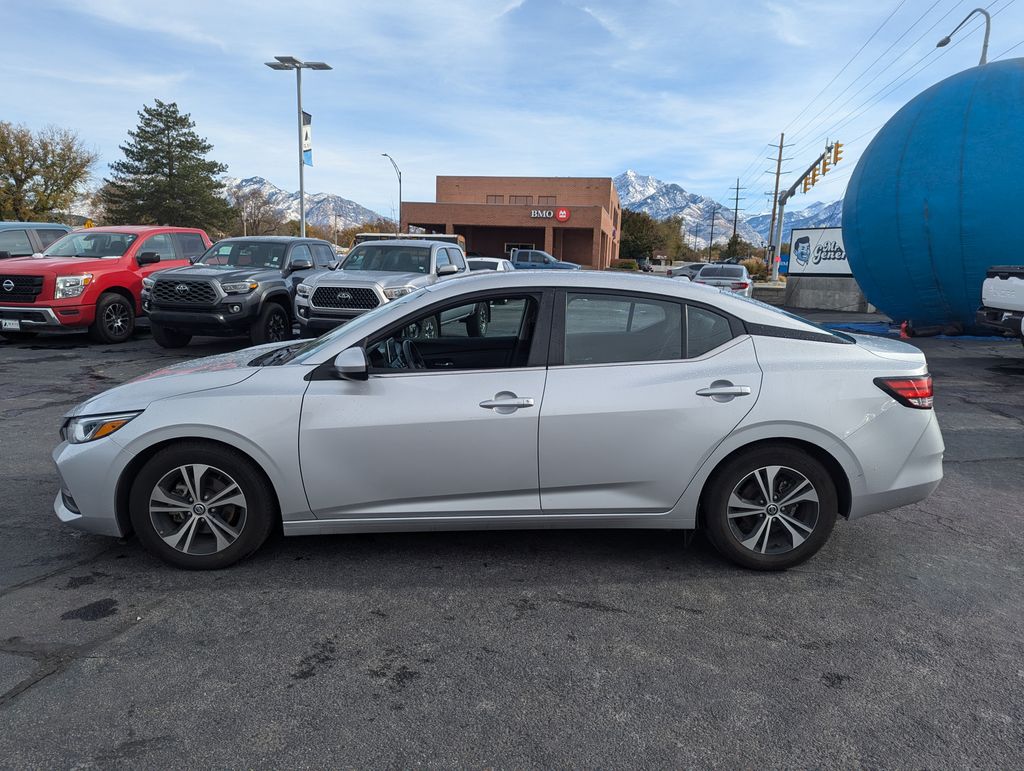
[402, 176, 621, 269]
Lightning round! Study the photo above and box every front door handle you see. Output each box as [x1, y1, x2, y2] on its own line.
[696, 381, 751, 403]
[480, 391, 535, 414]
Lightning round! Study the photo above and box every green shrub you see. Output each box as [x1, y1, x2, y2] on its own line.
[610, 259, 639, 271]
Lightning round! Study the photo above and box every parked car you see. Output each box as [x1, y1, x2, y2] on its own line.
[295, 239, 487, 337]
[0, 226, 210, 343]
[510, 249, 581, 270]
[693, 264, 754, 297]
[467, 257, 515, 272]
[53, 271, 942, 571]
[142, 237, 336, 348]
[976, 265, 1024, 346]
[0, 222, 72, 259]
[667, 262, 704, 279]
[638, 260, 654, 272]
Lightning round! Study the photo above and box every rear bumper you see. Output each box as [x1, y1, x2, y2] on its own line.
[0, 303, 94, 329]
[975, 306, 1023, 336]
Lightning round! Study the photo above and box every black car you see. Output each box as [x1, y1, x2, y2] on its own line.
[142, 236, 337, 348]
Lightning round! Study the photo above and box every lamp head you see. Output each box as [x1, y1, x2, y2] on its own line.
[936, 36, 951, 48]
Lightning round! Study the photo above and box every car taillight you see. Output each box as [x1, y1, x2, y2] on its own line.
[874, 375, 933, 409]
[731, 282, 750, 290]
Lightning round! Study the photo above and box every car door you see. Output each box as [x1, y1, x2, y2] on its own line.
[284, 243, 317, 291]
[134, 233, 181, 277]
[299, 290, 551, 519]
[538, 291, 763, 514]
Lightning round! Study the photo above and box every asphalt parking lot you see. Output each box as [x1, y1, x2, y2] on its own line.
[1, 326, 1022, 768]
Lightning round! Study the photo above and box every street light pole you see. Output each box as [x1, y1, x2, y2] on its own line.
[265, 56, 332, 237]
[382, 153, 402, 234]
[936, 8, 991, 65]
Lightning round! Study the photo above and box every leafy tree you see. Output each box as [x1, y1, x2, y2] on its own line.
[102, 100, 233, 229]
[0, 122, 97, 221]
[279, 219, 330, 240]
[723, 234, 758, 260]
[620, 209, 665, 261]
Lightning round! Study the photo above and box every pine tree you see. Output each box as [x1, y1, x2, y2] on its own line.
[102, 100, 233, 229]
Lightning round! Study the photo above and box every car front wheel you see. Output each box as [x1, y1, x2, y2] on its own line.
[702, 446, 837, 571]
[250, 303, 291, 345]
[129, 442, 276, 569]
[89, 293, 136, 343]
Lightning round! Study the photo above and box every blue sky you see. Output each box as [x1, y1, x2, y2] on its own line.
[3, 0, 1022, 218]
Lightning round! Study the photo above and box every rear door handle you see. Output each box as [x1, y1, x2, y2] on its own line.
[480, 391, 535, 414]
[696, 381, 751, 403]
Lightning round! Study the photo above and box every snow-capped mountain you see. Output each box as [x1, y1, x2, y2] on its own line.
[222, 176, 384, 229]
[614, 170, 841, 247]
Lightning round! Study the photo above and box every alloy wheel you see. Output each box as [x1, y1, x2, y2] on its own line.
[104, 301, 130, 336]
[726, 465, 819, 555]
[267, 311, 287, 342]
[149, 464, 247, 555]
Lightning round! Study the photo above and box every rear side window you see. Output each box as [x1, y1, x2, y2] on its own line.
[564, 292, 682, 365]
[37, 229, 68, 248]
[0, 229, 32, 256]
[174, 233, 208, 260]
[687, 305, 733, 357]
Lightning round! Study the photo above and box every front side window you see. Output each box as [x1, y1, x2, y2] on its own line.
[197, 241, 287, 269]
[0, 229, 32, 256]
[367, 295, 538, 371]
[138, 233, 175, 261]
[446, 247, 466, 271]
[289, 244, 312, 266]
[312, 243, 336, 268]
[45, 231, 138, 258]
[341, 244, 430, 274]
[563, 292, 682, 365]
[435, 248, 451, 270]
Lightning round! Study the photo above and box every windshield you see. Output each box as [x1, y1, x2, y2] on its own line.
[341, 244, 431, 273]
[45, 232, 137, 258]
[198, 241, 287, 269]
[698, 266, 744, 279]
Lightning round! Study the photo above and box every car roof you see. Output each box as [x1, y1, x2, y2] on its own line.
[353, 239, 455, 248]
[213, 236, 327, 243]
[67, 226, 206, 234]
[0, 221, 70, 230]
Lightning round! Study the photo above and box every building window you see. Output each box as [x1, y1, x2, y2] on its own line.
[510, 195, 533, 205]
[486, 195, 504, 204]
[538, 196, 556, 206]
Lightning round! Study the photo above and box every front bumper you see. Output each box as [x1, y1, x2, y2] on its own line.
[975, 306, 1023, 337]
[295, 294, 375, 333]
[52, 437, 133, 538]
[146, 297, 261, 336]
[0, 303, 92, 330]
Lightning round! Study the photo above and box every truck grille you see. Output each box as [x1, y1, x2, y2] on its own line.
[152, 279, 218, 305]
[311, 286, 380, 310]
[0, 275, 43, 303]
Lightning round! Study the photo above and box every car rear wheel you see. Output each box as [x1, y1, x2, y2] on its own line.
[151, 324, 192, 349]
[250, 303, 291, 345]
[702, 446, 837, 571]
[88, 293, 135, 344]
[129, 442, 276, 569]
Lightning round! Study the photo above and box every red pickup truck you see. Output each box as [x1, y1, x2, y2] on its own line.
[0, 226, 211, 343]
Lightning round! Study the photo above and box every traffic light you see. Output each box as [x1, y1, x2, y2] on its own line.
[833, 141, 843, 165]
[802, 178, 811, 194]
[821, 154, 831, 175]
[810, 166, 819, 186]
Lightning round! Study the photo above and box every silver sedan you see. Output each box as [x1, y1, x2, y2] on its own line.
[53, 272, 943, 571]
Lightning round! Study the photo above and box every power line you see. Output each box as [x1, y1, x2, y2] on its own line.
[993, 39, 1024, 58]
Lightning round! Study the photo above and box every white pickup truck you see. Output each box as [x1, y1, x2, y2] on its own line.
[976, 265, 1024, 345]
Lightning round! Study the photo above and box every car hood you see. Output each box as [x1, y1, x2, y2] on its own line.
[64, 341, 294, 417]
[314, 269, 430, 288]
[154, 265, 283, 283]
[0, 255, 124, 274]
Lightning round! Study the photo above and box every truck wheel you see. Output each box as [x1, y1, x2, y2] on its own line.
[250, 303, 291, 345]
[419, 315, 439, 339]
[88, 293, 135, 344]
[151, 324, 192, 349]
[466, 303, 490, 337]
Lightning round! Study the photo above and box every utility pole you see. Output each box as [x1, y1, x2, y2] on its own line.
[772, 142, 836, 281]
[707, 203, 720, 261]
[731, 178, 745, 239]
[767, 132, 785, 268]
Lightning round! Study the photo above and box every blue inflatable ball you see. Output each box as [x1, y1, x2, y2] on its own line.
[843, 58, 1024, 330]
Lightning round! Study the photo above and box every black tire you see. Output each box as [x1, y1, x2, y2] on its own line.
[702, 445, 838, 571]
[466, 303, 490, 337]
[151, 323, 192, 349]
[0, 331, 38, 342]
[250, 303, 291, 345]
[88, 293, 136, 344]
[129, 441, 276, 570]
[419, 315, 439, 339]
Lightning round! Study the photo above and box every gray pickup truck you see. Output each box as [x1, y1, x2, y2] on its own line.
[295, 239, 489, 337]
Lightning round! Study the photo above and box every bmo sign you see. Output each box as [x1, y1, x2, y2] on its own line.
[530, 207, 571, 222]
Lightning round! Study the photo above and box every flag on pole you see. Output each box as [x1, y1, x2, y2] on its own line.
[302, 111, 313, 166]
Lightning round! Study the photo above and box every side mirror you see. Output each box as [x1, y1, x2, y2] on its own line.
[329, 261, 339, 270]
[287, 256, 314, 274]
[137, 251, 160, 266]
[333, 347, 368, 381]
[0, 251, 10, 260]
[189, 255, 201, 264]
[437, 263, 459, 276]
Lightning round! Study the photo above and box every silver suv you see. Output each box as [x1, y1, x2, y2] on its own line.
[295, 239, 487, 337]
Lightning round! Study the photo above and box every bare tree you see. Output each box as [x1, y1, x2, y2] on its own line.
[0, 123, 97, 221]
[232, 187, 284, 236]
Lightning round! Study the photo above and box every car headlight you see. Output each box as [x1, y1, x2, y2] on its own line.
[142, 276, 155, 289]
[383, 286, 416, 300]
[296, 283, 312, 298]
[61, 411, 141, 444]
[219, 280, 258, 294]
[54, 274, 93, 299]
